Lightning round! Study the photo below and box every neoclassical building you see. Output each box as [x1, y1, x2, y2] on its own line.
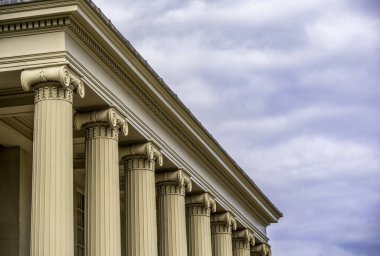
[0, 1, 282, 256]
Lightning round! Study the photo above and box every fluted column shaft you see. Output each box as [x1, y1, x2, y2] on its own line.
[232, 241, 250, 256]
[31, 86, 74, 256]
[186, 207, 212, 256]
[233, 229, 255, 256]
[156, 170, 191, 256]
[125, 159, 156, 256]
[74, 108, 128, 256]
[21, 66, 85, 256]
[212, 224, 233, 256]
[186, 193, 216, 256]
[120, 142, 163, 256]
[85, 127, 121, 256]
[211, 212, 237, 256]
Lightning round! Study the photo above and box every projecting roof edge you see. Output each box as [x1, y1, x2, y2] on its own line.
[0, 0, 283, 221]
[82, 0, 283, 220]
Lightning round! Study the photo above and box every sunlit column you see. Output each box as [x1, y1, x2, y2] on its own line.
[120, 142, 163, 256]
[21, 66, 85, 256]
[74, 108, 128, 256]
[156, 169, 192, 256]
[232, 229, 255, 256]
[186, 193, 216, 256]
[211, 212, 237, 256]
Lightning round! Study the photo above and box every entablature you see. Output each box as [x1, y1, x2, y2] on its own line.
[0, 0, 282, 243]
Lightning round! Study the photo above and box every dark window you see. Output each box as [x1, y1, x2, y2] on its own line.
[76, 192, 85, 256]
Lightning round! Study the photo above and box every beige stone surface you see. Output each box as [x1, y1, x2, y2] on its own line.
[251, 243, 272, 256]
[0, 2, 283, 255]
[186, 193, 216, 256]
[156, 169, 192, 256]
[232, 229, 255, 256]
[120, 142, 163, 256]
[21, 66, 84, 256]
[74, 108, 128, 256]
[211, 212, 237, 256]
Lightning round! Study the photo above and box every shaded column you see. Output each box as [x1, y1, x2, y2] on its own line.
[21, 66, 85, 256]
[74, 108, 128, 256]
[232, 229, 255, 256]
[120, 142, 163, 256]
[186, 193, 216, 256]
[211, 212, 237, 256]
[156, 169, 192, 256]
[251, 243, 272, 256]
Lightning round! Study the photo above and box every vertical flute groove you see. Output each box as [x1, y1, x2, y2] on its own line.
[232, 241, 250, 256]
[212, 224, 233, 256]
[186, 206, 213, 256]
[30, 86, 74, 256]
[85, 127, 121, 256]
[125, 161, 158, 256]
[157, 184, 188, 256]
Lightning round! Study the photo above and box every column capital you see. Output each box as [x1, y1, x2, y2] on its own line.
[21, 65, 85, 98]
[120, 141, 163, 171]
[156, 169, 192, 195]
[186, 192, 216, 216]
[251, 244, 271, 256]
[232, 228, 255, 249]
[74, 108, 128, 138]
[211, 212, 237, 234]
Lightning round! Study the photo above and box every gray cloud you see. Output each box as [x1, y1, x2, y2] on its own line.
[93, 0, 380, 255]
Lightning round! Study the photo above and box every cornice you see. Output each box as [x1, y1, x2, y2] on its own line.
[0, 0, 282, 228]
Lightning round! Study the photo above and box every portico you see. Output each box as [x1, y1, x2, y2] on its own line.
[0, 1, 282, 256]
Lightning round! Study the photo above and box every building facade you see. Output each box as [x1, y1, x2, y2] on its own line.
[0, 1, 282, 256]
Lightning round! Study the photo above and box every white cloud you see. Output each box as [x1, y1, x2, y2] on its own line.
[305, 12, 380, 52]
[92, 0, 380, 255]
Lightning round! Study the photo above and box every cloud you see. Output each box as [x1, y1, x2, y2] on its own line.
[92, 0, 380, 255]
[250, 136, 380, 256]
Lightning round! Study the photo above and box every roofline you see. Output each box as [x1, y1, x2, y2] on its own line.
[82, 0, 282, 219]
[0, 0, 283, 220]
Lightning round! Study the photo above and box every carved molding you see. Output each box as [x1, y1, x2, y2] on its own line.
[232, 229, 255, 246]
[211, 212, 237, 233]
[74, 108, 128, 136]
[156, 169, 192, 193]
[20, 65, 85, 99]
[120, 141, 163, 171]
[34, 86, 73, 103]
[85, 126, 119, 140]
[251, 244, 272, 256]
[0, 13, 278, 241]
[186, 192, 216, 216]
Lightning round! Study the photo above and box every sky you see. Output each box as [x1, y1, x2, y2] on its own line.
[91, 0, 380, 255]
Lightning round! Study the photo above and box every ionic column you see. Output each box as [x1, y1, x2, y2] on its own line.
[186, 193, 216, 256]
[74, 108, 128, 256]
[232, 229, 255, 256]
[211, 212, 237, 256]
[156, 169, 192, 256]
[21, 66, 85, 256]
[120, 142, 163, 256]
[251, 243, 272, 256]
